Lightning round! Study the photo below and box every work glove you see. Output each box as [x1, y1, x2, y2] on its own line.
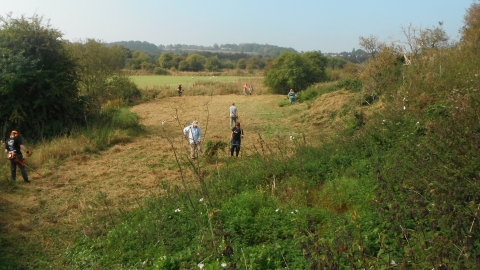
[27, 151, 32, 156]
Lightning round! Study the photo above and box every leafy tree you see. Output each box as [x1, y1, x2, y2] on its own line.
[246, 56, 263, 72]
[222, 59, 235, 69]
[263, 51, 328, 94]
[67, 39, 126, 114]
[178, 60, 189, 71]
[327, 57, 348, 69]
[157, 52, 175, 69]
[205, 55, 220, 71]
[462, 2, 480, 47]
[0, 14, 83, 139]
[129, 50, 151, 70]
[237, 58, 247, 69]
[185, 54, 205, 71]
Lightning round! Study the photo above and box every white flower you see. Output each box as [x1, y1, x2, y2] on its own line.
[403, 106, 406, 110]
[174, 208, 181, 212]
[390, 259, 396, 265]
[221, 262, 227, 268]
[199, 198, 204, 202]
[198, 263, 204, 269]
[416, 121, 420, 125]
[275, 208, 280, 212]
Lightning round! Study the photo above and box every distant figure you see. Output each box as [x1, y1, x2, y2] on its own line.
[230, 122, 244, 157]
[177, 84, 183, 97]
[243, 83, 248, 96]
[229, 103, 238, 129]
[248, 85, 253, 95]
[183, 121, 202, 159]
[288, 89, 297, 104]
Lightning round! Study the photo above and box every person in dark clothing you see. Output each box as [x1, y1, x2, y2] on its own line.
[230, 122, 244, 157]
[177, 84, 183, 96]
[5, 130, 32, 183]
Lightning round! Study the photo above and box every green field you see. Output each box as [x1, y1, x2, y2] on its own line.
[130, 75, 262, 89]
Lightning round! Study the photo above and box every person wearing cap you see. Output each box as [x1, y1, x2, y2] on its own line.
[183, 120, 202, 159]
[229, 103, 238, 129]
[5, 130, 32, 183]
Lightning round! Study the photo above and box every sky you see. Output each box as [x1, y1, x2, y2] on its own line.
[0, 0, 475, 53]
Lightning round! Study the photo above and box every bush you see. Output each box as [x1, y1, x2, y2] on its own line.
[153, 67, 169, 75]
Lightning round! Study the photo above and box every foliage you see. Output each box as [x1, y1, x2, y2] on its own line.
[67, 39, 140, 113]
[0, 14, 84, 139]
[263, 51, 328, 94]
[205, 55, 220, 71]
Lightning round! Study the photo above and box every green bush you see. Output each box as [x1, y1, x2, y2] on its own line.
[153, 67, 169, 75]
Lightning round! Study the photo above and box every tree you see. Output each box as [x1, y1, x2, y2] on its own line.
[358, 35, 384, 58]
[462, 2, 480, 47]
[0, 14, 83, 138]
[205, 56, 220, 71]
[67, 39, 126, 114]
[236, 58, 247, 69]
[157, 52, 175, 69]
[185, 54, 205, 71]
[263, 52, 328, 94]
[129, 50, 151, 70]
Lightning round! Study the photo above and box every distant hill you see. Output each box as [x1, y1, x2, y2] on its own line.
[105, 41, 297, 57]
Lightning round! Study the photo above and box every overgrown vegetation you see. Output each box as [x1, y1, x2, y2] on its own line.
[2, 3, 480, 269]
[64, 3, 480, 269]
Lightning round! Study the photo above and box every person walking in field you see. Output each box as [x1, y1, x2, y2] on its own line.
[229, 103, 238, 129]
[230, 122, 244, 157]
[288, 88, 297, 104]
[248, 85, 253, 95]
[5, 130, 32, 183]
[243, 83, 248, 96]
[183, 120, 202, 159]
[177, 84, 183, 97]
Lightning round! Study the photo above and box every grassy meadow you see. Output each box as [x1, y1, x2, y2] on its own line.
[131, 75, 262, 89]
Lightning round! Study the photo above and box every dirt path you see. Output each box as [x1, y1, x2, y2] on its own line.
[0, 93, 353, 267]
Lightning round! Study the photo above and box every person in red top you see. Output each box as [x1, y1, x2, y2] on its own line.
[243, 83, 248, 96]
[5, 130, 32, 183]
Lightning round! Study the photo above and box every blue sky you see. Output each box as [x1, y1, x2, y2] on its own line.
[1, 0, 474, 53]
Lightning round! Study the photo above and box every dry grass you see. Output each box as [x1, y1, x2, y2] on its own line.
[0, 91, 362, 267]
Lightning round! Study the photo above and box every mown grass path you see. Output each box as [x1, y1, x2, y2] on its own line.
[1, 93, 323, 268]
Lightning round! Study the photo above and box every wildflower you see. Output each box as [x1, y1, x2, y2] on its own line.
[198, 263, 204, 269]
[199, 198, 204, 202]
[221, 262, 227, 268]
[403, 106, 406, 110]
[275, 208, 280, 212]
[174, 208, 181, 212]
